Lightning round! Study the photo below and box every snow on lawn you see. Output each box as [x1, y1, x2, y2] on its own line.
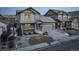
[47, 30, 79, 42]
[47, 30, 70, 41]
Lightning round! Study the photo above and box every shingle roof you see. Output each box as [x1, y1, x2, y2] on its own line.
[39, 16, 56, 22]
[0, 15, 7, 24]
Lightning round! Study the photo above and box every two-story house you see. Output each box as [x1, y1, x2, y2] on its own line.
[16, 7, 56, 34]
[44, 9, 72, 30]
[70, 17, 79, 29]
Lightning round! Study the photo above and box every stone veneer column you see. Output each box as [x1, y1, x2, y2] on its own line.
[35, 23, 37, 31]
[21, 24, 24, 36]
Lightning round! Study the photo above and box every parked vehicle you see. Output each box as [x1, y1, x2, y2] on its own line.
[23, 29, 35, 35]
[35, 30, 43, 35]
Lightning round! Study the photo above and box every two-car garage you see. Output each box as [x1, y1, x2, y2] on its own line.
[40, 16, 56, 32]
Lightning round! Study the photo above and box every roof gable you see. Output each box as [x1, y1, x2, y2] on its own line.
[16, 7, 40, 15]
[44, 9, 68, 16]
[70, 17, 79, 21]
[58, 11, 68, 15]
[73, 17, 79, 21]
[44, 9, 58, 16]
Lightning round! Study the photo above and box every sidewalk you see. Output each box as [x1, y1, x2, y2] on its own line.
[16, 41, 60, 51]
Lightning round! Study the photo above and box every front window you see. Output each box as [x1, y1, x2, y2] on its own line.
[58, 15, 62, 20]
[63, 15, 67, 20]
[23, 24, 34, 30]
[23, 24, 31, 30]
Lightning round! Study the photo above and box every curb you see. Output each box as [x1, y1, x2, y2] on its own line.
[16, 41, 60, 51]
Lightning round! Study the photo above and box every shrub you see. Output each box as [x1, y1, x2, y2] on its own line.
[29, 35, 54, 45]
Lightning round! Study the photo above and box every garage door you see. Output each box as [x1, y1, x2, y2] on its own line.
[42, 24, 52, 32]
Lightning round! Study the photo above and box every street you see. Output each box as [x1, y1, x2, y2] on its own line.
[33, 39, 79, 51]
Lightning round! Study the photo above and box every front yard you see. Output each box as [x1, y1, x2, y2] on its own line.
[65, 29, 79, 35]
[16, 34, 54, 48]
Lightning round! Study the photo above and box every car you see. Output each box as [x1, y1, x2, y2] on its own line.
[35, 30, 44, 35]
[23, 29, 35, 35]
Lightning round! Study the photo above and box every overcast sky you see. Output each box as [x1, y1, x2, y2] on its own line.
[0, 7, 79, 15]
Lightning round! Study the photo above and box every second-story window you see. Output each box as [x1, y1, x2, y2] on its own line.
[24, 12, 30, 20]
[63, 14, 67, 20]
[58, 15, 62, 20]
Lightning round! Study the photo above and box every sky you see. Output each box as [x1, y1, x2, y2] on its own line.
[0, 7, 79, 15]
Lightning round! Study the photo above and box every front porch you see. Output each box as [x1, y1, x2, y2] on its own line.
[20, 23, 42, 35]
[56, 21, 72, 30]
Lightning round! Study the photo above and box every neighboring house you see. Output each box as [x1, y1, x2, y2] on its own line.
[0, 22, 7, 35]
[69, 11, 79, 18]
[44, 9, 71, 30]
[70, 17, 79, 29]
[16, 7, 56, 34]
[0, 14, 16, 35]
[0, 15, 7, 35]
[0, 14, 7, 27]
[0, 22, 7, 31]
[69, 11, 79, 29]
[3, 15, 16, 24]
[0, 14, 16, 24]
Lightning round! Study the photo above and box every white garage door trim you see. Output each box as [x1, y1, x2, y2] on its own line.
[42, 24, 52, 32]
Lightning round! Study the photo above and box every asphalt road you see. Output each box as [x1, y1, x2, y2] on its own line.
[33, 39, 79, 51]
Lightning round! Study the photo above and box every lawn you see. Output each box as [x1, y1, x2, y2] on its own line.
[61, 39, 79, 46]
[29, 35, 53, 45]
[65, 29, 79, 35]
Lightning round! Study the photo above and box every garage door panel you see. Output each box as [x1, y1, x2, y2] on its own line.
[42, 24, 52, 32]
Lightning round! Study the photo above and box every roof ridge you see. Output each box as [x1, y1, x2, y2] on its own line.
[16, 7, 40, 15]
